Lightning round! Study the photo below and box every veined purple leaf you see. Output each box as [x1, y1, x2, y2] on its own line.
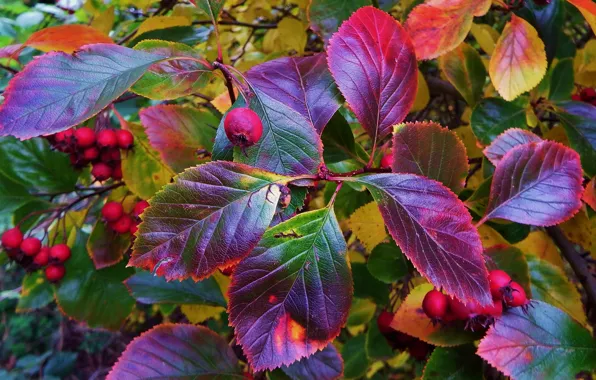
[327, 6, 417, 145]
[228, 208, 353, 371]
[483, 141, 583, 226]
[350, 174, 491, 306]
[107, 324, 242, 379]
[139, 105, 218, 172]
[483, 128, 542, 166]
[392, 121, 469, 193]
[281, 344, 343, 380]
[130, 161, 292, 281]
[246, 53, 341, 134]
[0, 44, 164, 139]
[132, 40, 213, 100]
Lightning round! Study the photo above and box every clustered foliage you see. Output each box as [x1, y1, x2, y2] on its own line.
[1, 0, 596, 379]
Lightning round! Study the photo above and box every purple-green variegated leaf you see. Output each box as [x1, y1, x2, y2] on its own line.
[0, 44, 164, 139]
[483, 141, 583, 226]
[132, 40, 213, 100]
[281, 344, 343, 380]
[246, 53, 341, 134]
[350, 174, 492, 306]
[87, 219, 131, 270]
[228, 208, 353, 371]
[483, 128, 542, 166]
[107, 324, 242, 379]
[130, 161, 292, 281]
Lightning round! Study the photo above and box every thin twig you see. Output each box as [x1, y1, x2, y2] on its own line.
[0, 64, 17, 75]
[192, 20, 277, 29]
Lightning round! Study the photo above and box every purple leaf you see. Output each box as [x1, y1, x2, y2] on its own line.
[350, 174, 492, 306]
[0, 44, 164, 139]
[246, 53, 341, 134]
[107, 324, 241, 379]
[281, 344, 343, 380]
[228, 208, 352, 371]
[483, 141, 583, 226]
[483, 128, 542, 166]
[130, 161, 292, 281]
[327, 6, 417, 145]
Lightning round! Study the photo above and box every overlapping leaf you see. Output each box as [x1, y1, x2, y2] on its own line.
[327, 6, 417, 144]
[584, 177, 596, 210]
[489, 15, 547, 101]
[281, 344, 343, 380]
[107, 324, 242, 380]
[484, 245, 531, 295]
[555, 101, 596, 177]
[350, 174, 492, 305]
[483, 129, 542, 166]
[228, 208, 353, 371]
[0, 44, 164, 139]
[132, 40, 213, 100]
[471, 98, 529, 145]
[139, 105, 218, 172]
[23, 25, 113, 53]
[439, 42, 487, 106]
[131, 161, 291, 281]
[246, 54, 340, 134]
[423, 345, 483, 380]
[190, 0, 226, 24]
[477, 301, 596, 380]
[392, 121, 469, 193]
[308, 0, 370, 44]
[87, 219, 131, 269]
[483, 141, 583, 226]
[16, 272, 54, 312]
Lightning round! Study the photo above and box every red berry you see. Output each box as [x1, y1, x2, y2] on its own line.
[474, 298, 503, 317]
[102, 201, 124, 222]
[116, 129, 134, 149]
[82, 146, 99, 162]
[96, 129, 118, 148]
[20, 237, 41, 256]
[92, 162, 113, 181]
[377, 310, 395, 334]
[74, 127, 96, 148]
[33, 247, 50, 266]
[505, 282, 527, 307]
[571, 94, 582, 101]
[129, 222, 139, 236]
[224, 108, 263, 148]
[2, 227, 23, 249]
[132, 200, 150, 217]
[111, 214, 133, 234]
[112, 164, 123, 180]
[50, 244, 71, 263]
[380, 152, 393, 169]
[45, 264, 66, 282]
[448, 297, 472, 320]
[489, 270, 511, 300]
[581, 87, 596, 101]
[422, 289, 448, 319]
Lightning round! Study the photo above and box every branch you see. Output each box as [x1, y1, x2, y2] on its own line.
[192, 20, 277, 29]
[0, 64, 18, 75]
[213, 61, 237, 104]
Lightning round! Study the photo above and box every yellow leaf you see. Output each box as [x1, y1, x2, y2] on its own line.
[514, 230, 564, 269]
[454, 124, 483, 159]
[213, 271, 231, 303]
[489, 15, 547, 101]
[171, 4, 198, 21]
[181, 304, 226, 323]
[469, 23, 499, 55]
[135, 16, 191, 37]
[410, 69, 430, 112]
[559, 208, 594, 257]
[574, 39, 596, 87]
[262, 18, 307, 54]
[477, 225, 508, 248]
[543, 125, 569, 146]
[210, 89, 237, 114]
[347, 202, 388, 252]
[90, 6, 115, 36]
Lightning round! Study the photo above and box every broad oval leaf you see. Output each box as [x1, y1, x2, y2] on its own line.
[308, 0, 370, 44]
[24, 24, 113, 53]
[190, 0, 225, 24]
[477, 301, 596, 380]
[483, 128, 542, 166]
[439, 42, 487, 107]
[132, 40, 213, 100]
[246, 53, 341, 134]
[489, 15, 547, 101]
[130, 161, 291, 281]
[555, 101, 596, 177]
[350, 174, 491, 305]
[16, 272, 53, 312]
[87, 219, 131, 269]
[281, 344, 343, 380]
[392, 121, 469, 193]
[107, 324, 242, 380]
[483, 141, 583, 226]
[327, 6, 417, 143]
[471, 97, 528, 145]
[422, 345, 483, 380]
[228, 208, 353, 371]
[0, 44, 164, 139]
[139, 105, 218, 172]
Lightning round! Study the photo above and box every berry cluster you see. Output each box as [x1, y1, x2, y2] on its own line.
[422, 270, 528, 329]
[1, 227, 71, 282]
[47, 127, 134, 181]
[101, 200, 149, 236]
[571, 88, 596, 106]
[377, 310, 433, 361]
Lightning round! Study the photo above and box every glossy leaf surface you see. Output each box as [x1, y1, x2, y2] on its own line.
[24, 25, 113, 53]
[483, 128, 542, 166]
[471, 98, 527, 145]
[367, 242, 409, 284]
[281, 344, 343, 380]
[422, 345, 483, 380]
[555, 101, 596, 177]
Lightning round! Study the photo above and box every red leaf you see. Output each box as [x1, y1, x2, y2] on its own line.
[482, 141, 583, 226]
[351, 174, 492, 306]
[108, 324, 242, 379]
[483, 128, 542, 166]
[0, 44, 22, 63]
[584, 177, 596, 211]
[246, 53, 340, 134]
[327, 6, 417, 144]
[392, 121, 469, 193]
[24, 25, 113, 53]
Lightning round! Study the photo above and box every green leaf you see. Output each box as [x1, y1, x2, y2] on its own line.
[87, 219, 131, 270]
[128, 26, 210, 47]
[342, 334, 369, 379]
[323, 182, 372, 220]
[555, 101, 596, 177]
[366, 319, 393, 360]
[0, 137, 77, 193]
[322, 112, 366, 166]
[367, 242, 409, 284]
[422, 345, 483, 380]
[471, 98, 527, 145]
[309, 0, 371, 43]
[124, 271, 226, 307]
[478, 301, 596, 379]
[16, 272, 54, 312]
[121, 122, 175, 200]
[484, 245, 531, 295]
[439, 43, 487, 106]
[43, 352, 77, 378]
[352, 263, 389, 306]
[0, 170, 33, 217]
[548, 58, 574, 101]
[56, 230, 135, 330]
[192, 0, 225, 24]
[347, 297, 377, 327]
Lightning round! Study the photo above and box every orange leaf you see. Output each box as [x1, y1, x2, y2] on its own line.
[24, 25, 113, 54]
[489, 15, 547, 101]
[584, 177, 596, 211]
[568, 0, 596, 34]
[405, 0, 491, 60]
